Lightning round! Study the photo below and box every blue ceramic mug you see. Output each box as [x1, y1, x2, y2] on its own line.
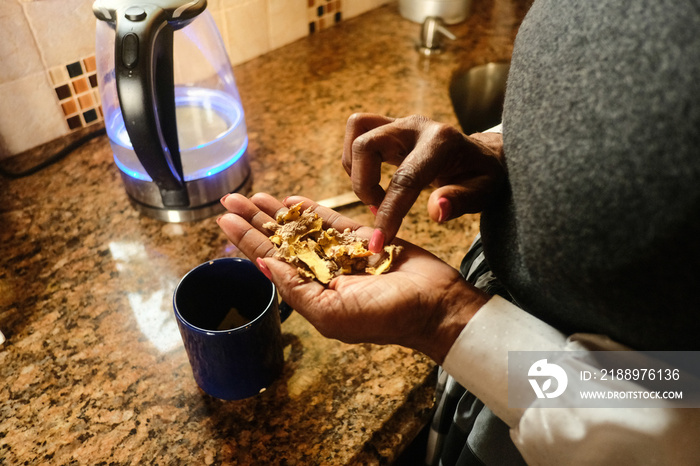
[173, 257, 289, 400]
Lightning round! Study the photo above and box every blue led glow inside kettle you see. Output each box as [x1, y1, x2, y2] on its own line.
[93, 0, 251, 222]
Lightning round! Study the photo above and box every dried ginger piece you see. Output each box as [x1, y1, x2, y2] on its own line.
[263, 202, 402, 284]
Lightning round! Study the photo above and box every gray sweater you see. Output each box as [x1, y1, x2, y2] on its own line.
[481, 0, 700, 350]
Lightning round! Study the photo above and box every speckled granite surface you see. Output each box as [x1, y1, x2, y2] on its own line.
[0, 2, 527, 464]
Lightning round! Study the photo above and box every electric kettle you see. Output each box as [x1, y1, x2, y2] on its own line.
[93, 0, 251, 222]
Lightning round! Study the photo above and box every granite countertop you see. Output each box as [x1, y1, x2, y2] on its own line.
[0, 2, 526, 464]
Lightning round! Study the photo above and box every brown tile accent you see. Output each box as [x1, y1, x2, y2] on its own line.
[307, 0, 343, 33]
[48, 54, 103, 131]
[55, 84, 72, 100]
[83, 56, 97, 73]
[78, 93, 94, 110]
[61, 100, 78, 116]
[67, 115, 82, 129]
[72, 77, 89, 94]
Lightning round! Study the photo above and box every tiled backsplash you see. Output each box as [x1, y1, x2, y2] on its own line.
[0, 0, 389, 159]
[308, 0, 343, 33]
[49, 56, 104, 132]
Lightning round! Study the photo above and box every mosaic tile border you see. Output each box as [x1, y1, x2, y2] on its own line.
[307, 0, 343, 34]
[48, 55, 103, 132]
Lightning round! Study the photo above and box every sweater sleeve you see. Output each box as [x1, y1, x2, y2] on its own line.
[442, 295, 700, 465]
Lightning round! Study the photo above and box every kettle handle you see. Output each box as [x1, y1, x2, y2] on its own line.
[114, 6, 188, 207]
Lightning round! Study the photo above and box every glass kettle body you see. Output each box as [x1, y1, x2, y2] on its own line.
[94, 0, 251, 222]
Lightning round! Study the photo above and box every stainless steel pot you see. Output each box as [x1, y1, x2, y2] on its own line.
[398, 0, 471, 25]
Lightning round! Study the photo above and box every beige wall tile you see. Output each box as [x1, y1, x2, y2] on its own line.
[344, 0, 390, 19]
[0, 73, 67, 157]
[207, 0, 225, 11]
[1, 0, 389, 157]
[0, 0, 44, 84]
[23, 0, 96, 69]
[221, 0, 271, 66]
[268, 0, 308, 50]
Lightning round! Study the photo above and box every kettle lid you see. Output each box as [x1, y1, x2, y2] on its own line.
[94, 0, 207, 28]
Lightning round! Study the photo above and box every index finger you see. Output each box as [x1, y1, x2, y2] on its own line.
[342, 114, 399, 208]
[342, 113, 396, 176]
[371, 137, 439, 247]
[371, 118, 468, 247]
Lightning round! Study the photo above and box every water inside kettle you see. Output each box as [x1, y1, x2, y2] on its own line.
[108, 86, 247, 182]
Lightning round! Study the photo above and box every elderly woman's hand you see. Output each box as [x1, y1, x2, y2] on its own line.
[342, 113, 505, 251]
[218, 193, 489, 364]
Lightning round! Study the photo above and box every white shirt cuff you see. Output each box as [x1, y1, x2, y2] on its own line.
[442, 294, 568, 427]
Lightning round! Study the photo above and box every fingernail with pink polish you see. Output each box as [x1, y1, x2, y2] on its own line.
[437, 197, 452, 223]
[256, 257, 273, 280]
[368, 229, 385, 253]
[369, 205, 378, 216]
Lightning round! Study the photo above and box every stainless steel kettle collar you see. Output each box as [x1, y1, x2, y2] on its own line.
[93, 0, 207, 27]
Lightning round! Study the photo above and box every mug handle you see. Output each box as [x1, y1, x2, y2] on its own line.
[279, 301, 293, 323]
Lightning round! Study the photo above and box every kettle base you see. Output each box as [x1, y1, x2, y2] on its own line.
[118, 155, 253, 223]
[125, 172, 252, 223]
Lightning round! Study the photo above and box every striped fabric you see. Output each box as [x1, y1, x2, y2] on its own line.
[424, 234, 527, 466]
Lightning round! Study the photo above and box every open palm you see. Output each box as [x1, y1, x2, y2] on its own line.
[218, 193, 487, 362]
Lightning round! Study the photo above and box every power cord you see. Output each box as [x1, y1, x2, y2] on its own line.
[0, 127, 107, 179]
